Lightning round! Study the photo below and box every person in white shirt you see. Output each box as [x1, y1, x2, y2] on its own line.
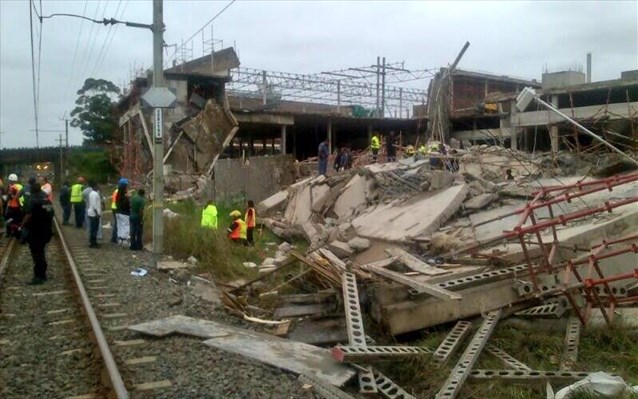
[87, 182, 102, 248]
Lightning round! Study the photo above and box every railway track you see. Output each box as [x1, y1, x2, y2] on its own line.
[0, 219, 128, 399]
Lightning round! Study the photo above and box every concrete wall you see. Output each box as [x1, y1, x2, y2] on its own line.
[542, 71, 586, 90]
[208, 154, 295, 203]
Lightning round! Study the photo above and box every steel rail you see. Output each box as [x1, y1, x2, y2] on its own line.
[53, 218, 129, 398]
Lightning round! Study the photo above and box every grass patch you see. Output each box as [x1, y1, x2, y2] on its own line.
[144, 198, 296, 282]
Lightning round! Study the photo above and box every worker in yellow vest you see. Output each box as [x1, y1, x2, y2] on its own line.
[201, 200, 218, 229]
[245, 200, 256, 246]
[110, 186, 119, 243]
[70, 177, 86, 228]
[370, 133, 381, 163]
[227, 210, 247, 245]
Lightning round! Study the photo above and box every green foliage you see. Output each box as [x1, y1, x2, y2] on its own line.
[67, 149, 117, 184]
[70, 78, 121, 145]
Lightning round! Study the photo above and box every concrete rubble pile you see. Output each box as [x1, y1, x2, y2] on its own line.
[133, 145, 637, 398]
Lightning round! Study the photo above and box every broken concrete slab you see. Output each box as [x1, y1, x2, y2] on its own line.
[465, 193, 499, 210]
[189, 276, 222, 307]
[333, 174, 367, 220]
[311, 184, 331, 213]
[429, 170, 456, 191]
[347, 237, 371, 251]
[273, 303, 336, 319]
[385, 248, 448, 276]
[300, 221, 321, 244]
[129, 315, 355, 386]
[284, 184, 313, 226]
[288, 318, 349, 346]
[352, 184, 468, 243]
[257, 190, 288, 216]
[327, 241, 354, 259]
[157, 260, 191, 271]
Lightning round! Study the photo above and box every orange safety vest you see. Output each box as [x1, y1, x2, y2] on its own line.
[7, 183, 23, 208]
[245, 208, 256, 228]
[229, 219, 247, 240]
[111, 189, 119, 210]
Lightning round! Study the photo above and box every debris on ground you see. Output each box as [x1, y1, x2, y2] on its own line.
[134, 145, 638, 398]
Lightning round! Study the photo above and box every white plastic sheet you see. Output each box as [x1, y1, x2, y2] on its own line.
[548, 372, 638, 399]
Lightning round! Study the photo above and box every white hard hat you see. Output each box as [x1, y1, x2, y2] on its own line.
[8, 173, 18, 182]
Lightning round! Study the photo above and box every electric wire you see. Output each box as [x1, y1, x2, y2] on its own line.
[75, 0, 103, 89]
[79, 0, 109, 82]
[29, 0, 40, 147]
[64, 1, 89, 104]
[90, 0, 122, 77]
[90, 0, 129, 78]
[164, 0, 236, 67]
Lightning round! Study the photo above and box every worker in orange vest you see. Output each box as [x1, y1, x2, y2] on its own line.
[245, 200, 256, 246]
[40, 176, 53, 202]
[5, 173, 24, 238]
[227, 210, 247, 245]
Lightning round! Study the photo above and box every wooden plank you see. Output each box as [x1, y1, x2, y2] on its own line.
[137, 109, 154, 156]
[317, 248, 348, 272]
[368, 264, 461, 301]
[385, 248, 448, 276]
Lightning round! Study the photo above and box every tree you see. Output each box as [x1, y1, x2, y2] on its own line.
[70, 78, 121, 145]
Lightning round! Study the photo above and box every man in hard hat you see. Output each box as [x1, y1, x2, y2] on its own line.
[227, 210, 247, 245]
[70, 177, 86, 228]
[201, 200, 218, 229]
[4, 173, 24, 238]
[370, 132, 381, 163]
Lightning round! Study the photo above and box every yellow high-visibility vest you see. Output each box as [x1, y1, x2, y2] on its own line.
[70, 184, 84, 203]
[201, 205, 218, 229]
[111, 189, 119, 210]
[371, 135, 381, 150]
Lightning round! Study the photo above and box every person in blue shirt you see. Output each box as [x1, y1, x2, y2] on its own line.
[318, 139, 329, 176]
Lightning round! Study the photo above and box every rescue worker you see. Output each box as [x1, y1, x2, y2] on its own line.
[59, 181, 72, 225]
[20, 177, 37, 244]
[40, 176, 53, 202]
[22, 182, 54, 284]
[386, 131, 397, 162]
[227, 210, 247, 245]
[200, 200, 218, 229]
[404, 145, 416, 158]
[129, 189, 145, 251]
[245, 200, 256, 246]
[70, 177, 86, 228]
[415, 144, 428, 161]
[370, 133, 381, 163]
[115, 178, 131, 245]
[5, 173, 24, 238]
[317, 138, 329, 176]
[110, 184, 120, 243]
[86, 182, 102, 248]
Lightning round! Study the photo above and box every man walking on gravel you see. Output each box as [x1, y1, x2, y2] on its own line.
[129, 188, 145, 251]
[22, 182, 54, 285]
[70, 177, 86, 228]
[87, 182, 102, 248]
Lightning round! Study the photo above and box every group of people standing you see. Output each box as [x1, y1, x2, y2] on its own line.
[1, 173, 54, 285]
[59, 177, 145, 250]
[200, 199, 257, 246]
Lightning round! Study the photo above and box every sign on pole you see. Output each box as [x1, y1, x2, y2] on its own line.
[154, 108, 163, 141]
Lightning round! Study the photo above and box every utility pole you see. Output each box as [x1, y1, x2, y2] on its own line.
[55, 134, 64, 182]
[381, 57, 386, 118]
[152, 0, 165, 255]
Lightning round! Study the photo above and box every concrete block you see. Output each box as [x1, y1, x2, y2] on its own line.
[352, 184, 469, 243]
[257, 190, 288, 215]
[327, 240, 354, 259]
[190, 276, 222, 307]
[311, 185, 331, 213]
[465, 193, 498, 210]
[284, 185, 313, 226]
[262, 257, 276, 266]
[278, 242, 293, 252]
[333, 174, 367, 220]
[429, 170, 456, 191]
[300, 221, 321, 244]
[157, 260, 190, 271]
[347, 237, 371, 251]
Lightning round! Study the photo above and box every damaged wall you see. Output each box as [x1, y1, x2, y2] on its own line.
[207, 154, 296, 203]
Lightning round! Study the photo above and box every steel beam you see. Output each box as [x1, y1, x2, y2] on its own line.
[469, 369, 612, 384]
[433, 321, 472, 364]
[331, 345, 433, 363]
[560, 316, 581, 370]
[373, 370, 417, 399]
[435, 310, 502, 399]
[486, 345, 532, 371]
[298, 373, 355, 399]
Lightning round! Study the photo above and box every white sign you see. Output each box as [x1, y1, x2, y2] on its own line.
[154, 108, 163, 140]
[142, 87, 177, 108]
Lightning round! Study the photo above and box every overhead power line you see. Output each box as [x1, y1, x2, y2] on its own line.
[165, 0, 236, 66]
[63, 1, 89, 104]
[29, 0, 40, 147]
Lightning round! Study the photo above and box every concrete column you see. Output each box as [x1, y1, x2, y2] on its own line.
[367, 124, 373, 145]
[509, 99, 518, 150]
[292, 128, 297, 159]
[281, 125, 287, 155]
[550, 95, 559, 153]
[327, 120, 333, 154]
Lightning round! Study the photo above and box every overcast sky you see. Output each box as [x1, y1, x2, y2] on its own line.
[1, 0, 636, 149]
